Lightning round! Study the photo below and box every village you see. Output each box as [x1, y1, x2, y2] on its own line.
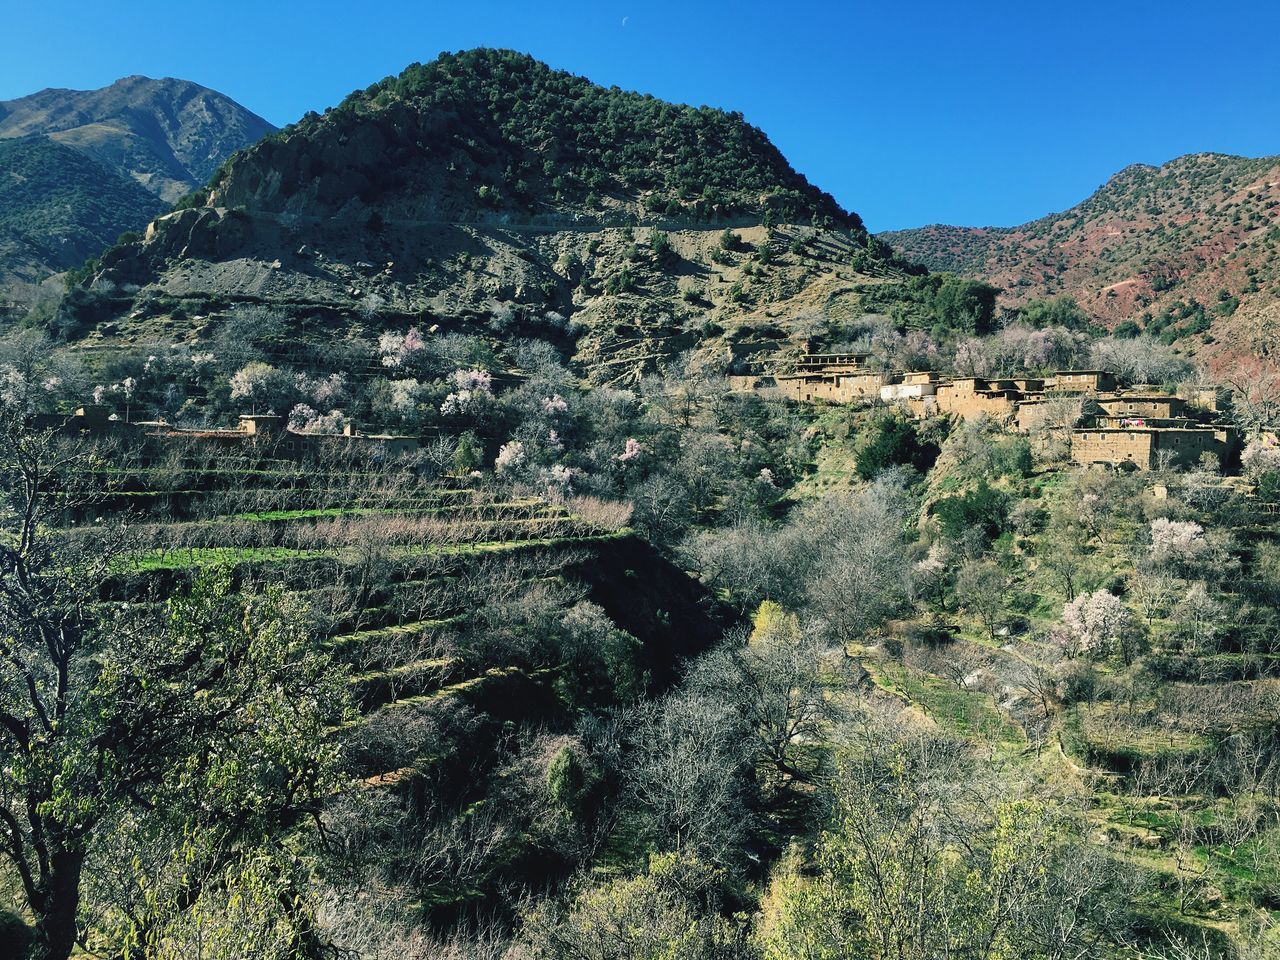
[32, 405, 423, 460]
[34, 345, 1250, 475]
[734, 345, 1243, 473]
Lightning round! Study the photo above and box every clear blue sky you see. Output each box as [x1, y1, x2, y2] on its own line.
[4, 0, 1279, 231]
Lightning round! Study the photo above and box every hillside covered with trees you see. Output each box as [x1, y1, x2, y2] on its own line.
[198, 48, 859, 228]
[0, 136, 165, 286]
[3, 46, 1280, 960]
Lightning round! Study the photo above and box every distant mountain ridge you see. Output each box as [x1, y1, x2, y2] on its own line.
[880, 153, 1280, 374]
[0, 75, 274, 305]
[0, 75, 276, 203]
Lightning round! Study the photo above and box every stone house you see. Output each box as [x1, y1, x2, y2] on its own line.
[1071, 425, 1236, 470]
[1048, 370, 1117, 393]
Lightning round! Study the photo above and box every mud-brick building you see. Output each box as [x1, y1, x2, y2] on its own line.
[794, 352, 871, 373]
[1094, 394, 1188, 419]
[31, 404, 133, 437]
[141, 413, 420, 460]
[1049, 371, 1117, 393]
[932, 377, 1021, 422]
[880, 371, 940, 402]
[1071, 425, 1237, 470]
[1186, 386, 1232, 415]
[775, 370, 888, 403]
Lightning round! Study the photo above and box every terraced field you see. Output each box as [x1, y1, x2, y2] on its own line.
[56, 442, 728, 919]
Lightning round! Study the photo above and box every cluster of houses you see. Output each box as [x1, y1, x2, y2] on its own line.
[736, 349, 1239, 472]
[32, 348, 1246, 474]
[33, 406, 421, 460]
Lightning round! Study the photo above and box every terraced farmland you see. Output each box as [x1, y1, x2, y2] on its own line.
[53, 439, 728, 922]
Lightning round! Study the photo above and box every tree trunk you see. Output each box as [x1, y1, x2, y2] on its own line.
[31, 850, 84, 960]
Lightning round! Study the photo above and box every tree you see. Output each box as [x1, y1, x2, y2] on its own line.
[692, 608, 847, 792]
[856, 416, 939, 480]
[803, 480, 914, 641]
[956, 559, 1008, 640]
[1018, 296, 1090, 331]
[931, 275, 1000, 336]
[1041, 516, 1089, 602]
[1061, 589, 1132, 662]
[1149, 517, 1208, 571]
[1128, 567, 1178, 624]
[228, 361, 290, 412]
[1022, 396, 1084, 462]
[933, 481, 1010, 544]
[0, 415, 348, 959]
[623, 684, 753, 866]
[760, 720, 1119, 960]
[517, 853, 750, 960]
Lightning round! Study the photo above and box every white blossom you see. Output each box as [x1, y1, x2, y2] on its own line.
[495, 441, 527, 474]
[1061, 590, 1130, 657]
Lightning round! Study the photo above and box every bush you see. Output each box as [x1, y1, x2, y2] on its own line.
[933, 480, 1010, 543]
[856, 416, 940, 480]
[546, 744, 592, 812]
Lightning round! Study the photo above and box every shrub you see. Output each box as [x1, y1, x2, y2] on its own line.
[856, 417, 940, 480]
[546, 745, 590, 812]
[933, 480, 1010, 543]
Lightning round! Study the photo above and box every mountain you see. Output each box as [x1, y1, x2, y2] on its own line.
[58, 49, 916, 381]
[0, 136, 166, 285]
[0, 75, 276, 203]
[881, 153, 1280, 372]
[0, 76, 275, 307]
[195, 50, 854, 226]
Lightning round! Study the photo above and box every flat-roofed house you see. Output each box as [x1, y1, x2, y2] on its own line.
[1049, 371, 1117, 394]
[1094, 394, 1188, 419]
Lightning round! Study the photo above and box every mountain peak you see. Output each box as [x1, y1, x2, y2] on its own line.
[0, 75, 275, 204]
[0, 75, 274, 298]
[202, 48, 858, 230]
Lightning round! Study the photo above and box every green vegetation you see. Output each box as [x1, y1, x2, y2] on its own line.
[856, 272, 1000, 335]
[0, 136, 164, 282]
[855, 415, 940, 479]
[244, 48, 860, 227]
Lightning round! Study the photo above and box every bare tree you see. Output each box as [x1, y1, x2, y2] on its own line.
[956, 559, 1008, 640]
[622, 685, 753, 866]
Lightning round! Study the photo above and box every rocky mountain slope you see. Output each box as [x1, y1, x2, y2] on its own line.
[58, 50, 914, 383]
[0, 75, 276, 203]
[0, 76, 274, 304]
[881, 153, 1280, 374]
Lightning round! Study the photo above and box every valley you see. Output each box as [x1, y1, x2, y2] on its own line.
[2, 44, 1280, 960]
